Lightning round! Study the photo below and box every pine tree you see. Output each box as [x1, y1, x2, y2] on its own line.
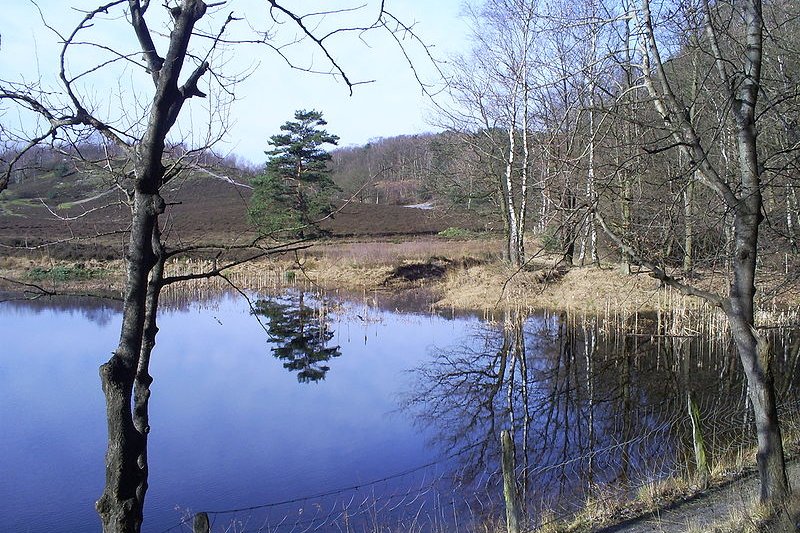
[253, 293, 341, 383]
[249, 110, 340, 237]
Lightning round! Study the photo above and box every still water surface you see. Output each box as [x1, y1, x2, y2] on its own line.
[0, 292, 477, 532]
[1, 292, 797, 532]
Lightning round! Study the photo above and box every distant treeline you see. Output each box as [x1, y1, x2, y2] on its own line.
[330, 133, 438, 206]
[0, 140, 258, 186]
[329, 132, 497, 215]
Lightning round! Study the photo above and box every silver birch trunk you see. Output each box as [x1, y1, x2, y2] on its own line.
[632, 0, 789, 503]
[505, 122, 521, 267]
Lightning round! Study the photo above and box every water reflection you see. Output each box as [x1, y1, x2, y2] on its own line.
[252, 293, 341, 382]
[3, 291, 797, 532]
[0, 294, 121, 326]
[0, 292, 459, 532]
[406, 310, 799, 523]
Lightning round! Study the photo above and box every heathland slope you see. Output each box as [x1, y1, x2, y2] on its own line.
[0, 168, 483, 260]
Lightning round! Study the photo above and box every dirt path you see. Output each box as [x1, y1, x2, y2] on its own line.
[68, 188, 116, 205]
[598, 462, 800, 532]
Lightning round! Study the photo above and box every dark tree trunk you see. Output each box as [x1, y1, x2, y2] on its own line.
[734, 324, 788, 502]
[95, 2, 210, 530]
[727, 201, 789, 502]
[96, 191, 165, 532]
[563, 186, 577, 266]
[725, 0, 789, 500]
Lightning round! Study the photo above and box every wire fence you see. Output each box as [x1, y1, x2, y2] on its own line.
[141, 298, 800, 533]
[155, 396, 800, 533]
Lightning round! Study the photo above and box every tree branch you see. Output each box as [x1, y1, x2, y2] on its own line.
[267, 0, 360, 94]
[129, 0, 164, 83]
[160, 242, 313, 285]
[594, 208, 727, 310]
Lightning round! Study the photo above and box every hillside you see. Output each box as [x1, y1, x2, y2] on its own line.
[0, 164, 488, 260]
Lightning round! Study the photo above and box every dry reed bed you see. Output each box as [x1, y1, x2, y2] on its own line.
[2, 239, 799, 327]
[155, 257, 800, 349]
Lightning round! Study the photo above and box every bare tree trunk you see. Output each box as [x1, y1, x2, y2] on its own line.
[728, 0, 789, 501]
[683, 177, 694, 274]
[96, 191, 164, 532]
[587, 32, 600, 267]
[727, 123, 789, 501]
[131, 227, 166, 519]
[579, 171, 598, 266]
[683, 46, 700, 276]
[504, 124, 521, 267]
[94, 3, 210, 530]
[586, 119, 598, 266]
[619, 9, 635, 275]
[789, 188, 799, 251]
[562, 185, 578, 265]
[729, 314, 788, 501]
[518, 104, 530, 265]
[539, 164, 549, 234]
[620, 165, 632, 274]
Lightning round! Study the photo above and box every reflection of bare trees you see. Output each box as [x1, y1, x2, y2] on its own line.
[406, 310, 799, 523]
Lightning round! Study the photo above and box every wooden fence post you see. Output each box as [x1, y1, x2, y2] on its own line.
[193, 512, 210, 533]
[501, 430, 521, 533]
[687, 391, 710, 487]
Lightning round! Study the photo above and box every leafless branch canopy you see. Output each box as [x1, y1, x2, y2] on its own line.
[1, 0, 437, 191]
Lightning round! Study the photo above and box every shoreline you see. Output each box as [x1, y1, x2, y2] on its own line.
[2, 246, 798, 318]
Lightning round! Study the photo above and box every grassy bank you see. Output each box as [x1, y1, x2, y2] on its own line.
[2, 237, 799, 317]
[533, 424, 800, 533]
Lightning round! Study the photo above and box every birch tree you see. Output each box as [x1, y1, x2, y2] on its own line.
[440, 0, 541, 267]
[595, 0, 793, 503]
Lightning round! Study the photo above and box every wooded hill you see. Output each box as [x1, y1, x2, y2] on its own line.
[0, 140, 486, 260]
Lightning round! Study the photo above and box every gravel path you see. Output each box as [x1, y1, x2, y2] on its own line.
[597, 462, 800, 532]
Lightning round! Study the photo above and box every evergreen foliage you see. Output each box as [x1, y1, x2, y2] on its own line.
[253, 293, 341, 383]
[249, 110, 340, 237]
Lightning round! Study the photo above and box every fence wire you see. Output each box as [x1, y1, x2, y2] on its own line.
[156, 397, 800, 533]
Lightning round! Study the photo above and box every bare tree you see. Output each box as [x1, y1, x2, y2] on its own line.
[0, 1, 432, 531]
[439, 0, 620, 269]
[594, 0, 794, 503]
[438, 0, 544, 267]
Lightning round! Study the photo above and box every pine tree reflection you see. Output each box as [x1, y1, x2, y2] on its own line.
[253, 293, 341, 383]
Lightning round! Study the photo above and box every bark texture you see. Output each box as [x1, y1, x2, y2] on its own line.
[95, 2, 210, 531]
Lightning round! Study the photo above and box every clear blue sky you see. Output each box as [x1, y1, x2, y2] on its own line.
[1, 0, 471, 165]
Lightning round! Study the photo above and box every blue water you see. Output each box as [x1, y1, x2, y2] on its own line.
[0, 292, 478, 532]
[3, 292, 788, 532]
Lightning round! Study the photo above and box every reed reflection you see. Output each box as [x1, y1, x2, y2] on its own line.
[406, 310, 797, 521]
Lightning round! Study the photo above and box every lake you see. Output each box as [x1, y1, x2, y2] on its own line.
[1, 290, 797, 532]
